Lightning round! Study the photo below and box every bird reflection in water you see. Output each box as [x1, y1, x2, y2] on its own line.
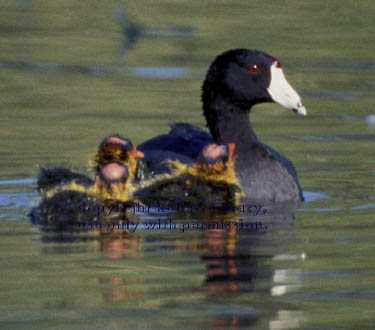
[95, 230, 143, 304]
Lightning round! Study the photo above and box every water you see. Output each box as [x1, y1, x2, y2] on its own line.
[1, 1, 375, 329]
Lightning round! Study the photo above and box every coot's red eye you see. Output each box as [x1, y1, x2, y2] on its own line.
[248, 64, 259, 74]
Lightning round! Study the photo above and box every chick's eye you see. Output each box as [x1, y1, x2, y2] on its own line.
[248, 64, 259, 74]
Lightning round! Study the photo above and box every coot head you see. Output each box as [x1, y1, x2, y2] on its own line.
[93, 135, 144, 177]
[202, 48, 306, 115]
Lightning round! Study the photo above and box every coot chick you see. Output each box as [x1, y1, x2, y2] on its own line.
[92, 135, 144, 179]
[36, 166, 94, 196]
[138, 49, 306, 202]
[30, 162, 133, 232]
[43, 162, 132, 202]
[133, 143, 241, 210]
[36, 135, 144, 196]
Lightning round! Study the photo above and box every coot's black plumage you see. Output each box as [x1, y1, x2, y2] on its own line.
[138, 49, 307, 202]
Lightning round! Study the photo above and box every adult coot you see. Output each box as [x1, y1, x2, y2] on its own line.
[138, 49, 306, 202]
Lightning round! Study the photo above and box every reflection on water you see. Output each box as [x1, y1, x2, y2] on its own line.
[0, 178, 36, 185]
[0, 59, 188, 79]
[351, 203, 375, 210]
[364, 114, 375, 125]
[27, 203, 305, 329]
[337, 114, 375, 128]
[269, 310, 306, 330]
[130, 66, 188, 78]
[0, 183, 35, 220]
[295, 134, 375, 141]
[302, 190, 328, 202]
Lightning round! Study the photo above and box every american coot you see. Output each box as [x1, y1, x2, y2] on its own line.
[30, 162, 133, 232]
[30, 141, 241, 231]
[30, 136, 144, 231]
[71, 162, 131, 202]
[92, 135, 144, 179]
[133, 143, 242, 210]
[138, 49, 306, 202]
[36, 135, 144, 197]
[36, 167, 94, 197]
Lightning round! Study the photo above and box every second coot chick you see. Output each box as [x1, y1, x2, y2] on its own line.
[132, 143, 241, 210]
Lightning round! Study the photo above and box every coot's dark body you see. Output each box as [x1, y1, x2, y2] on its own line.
[138, 49, 306, 202]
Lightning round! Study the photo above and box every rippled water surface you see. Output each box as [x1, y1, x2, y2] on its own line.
[1, 1, 374, 329]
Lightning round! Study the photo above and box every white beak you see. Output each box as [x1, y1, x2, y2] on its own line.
[267, 62, 307, 116]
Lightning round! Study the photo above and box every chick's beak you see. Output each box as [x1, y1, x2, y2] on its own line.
[131, 147, 144, 159]
[226, 143, 236, 160]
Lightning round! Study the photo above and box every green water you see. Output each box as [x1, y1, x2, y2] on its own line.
[1, 1, 374, 329]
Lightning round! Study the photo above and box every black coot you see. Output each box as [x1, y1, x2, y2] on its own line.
[138, 49, 306, 202]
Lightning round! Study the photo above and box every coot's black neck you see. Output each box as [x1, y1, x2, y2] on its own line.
[203, 95, 259, 148]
